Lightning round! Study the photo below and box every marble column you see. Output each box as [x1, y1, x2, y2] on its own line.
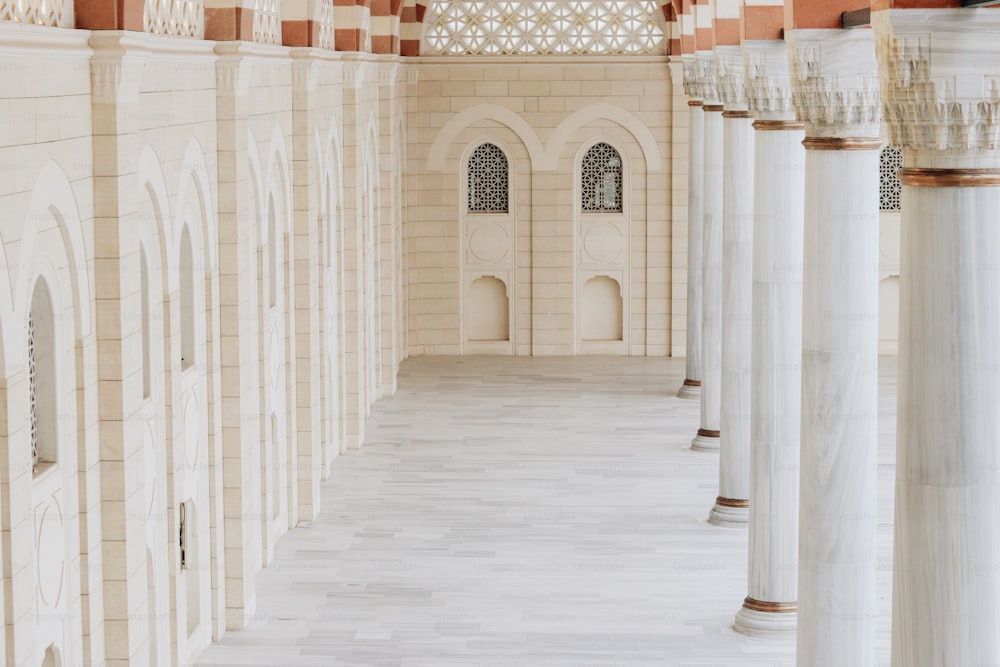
[692, 52, 723, 452]
[787, 29, 881, 666]
[734, 40, 804, 634]
[679, 55, 704, 400]
[709, 46, 752, 524]
[874, 10, 1000, 665]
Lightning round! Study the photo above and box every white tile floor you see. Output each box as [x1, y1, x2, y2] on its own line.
[196, 355, 897, 666]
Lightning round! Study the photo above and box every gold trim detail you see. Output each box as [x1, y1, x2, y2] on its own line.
[753, 120, 805, 132]
[697, 428, 720, 438]
[703, 104, 724, 113]
[742, 597, 797, 614]
[802, 137, 882, 151]
[688, 100, 704, 107]
[715, 496, 749, 508]
[682, 378, 702, 387]
[899, 168, 1000, 188]
[722, 110, 755, 119]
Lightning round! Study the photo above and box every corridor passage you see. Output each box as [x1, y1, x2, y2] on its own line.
[196, 356, 896, 666]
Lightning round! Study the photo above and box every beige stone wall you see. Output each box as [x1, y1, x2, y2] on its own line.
[0, 26, 407, 666]
[406, 56, 674, 357]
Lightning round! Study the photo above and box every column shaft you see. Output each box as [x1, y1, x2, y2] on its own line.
[692, 105, 723, 451]
[710, 110, 754, 524]
[797, 143, 879, 666]
[679, 102, 705, 399]
[892, 173, 1000, 665]
[735, 119, 804, 633]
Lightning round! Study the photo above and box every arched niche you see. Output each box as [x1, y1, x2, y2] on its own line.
[581, 275, 623, 342]
[466, 276, 510, 342]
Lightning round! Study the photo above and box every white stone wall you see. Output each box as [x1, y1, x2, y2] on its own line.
[406, 56, 674, 356]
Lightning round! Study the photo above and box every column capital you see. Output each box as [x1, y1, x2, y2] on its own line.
[683, 54, 702, 100]
[697, 50, 722, 106]
[874, 8, 1000, 168]
[787, 29, 881, 139]
[715, 45, 748, 112]
[743, 39, 795, 121]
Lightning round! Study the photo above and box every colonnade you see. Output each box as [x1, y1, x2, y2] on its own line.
[676, 6, 1000, 665]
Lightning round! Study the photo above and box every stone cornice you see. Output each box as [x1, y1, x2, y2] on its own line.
[715, 45, 747, 111]
[742, 40, 795, 120]
[787, 29, 881, 138]
[874, 9, 1000, 160]
[696, 51, 721, 105]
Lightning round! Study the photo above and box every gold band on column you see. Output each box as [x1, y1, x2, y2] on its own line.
[742, 597, 797, 614]
[802, 137, 882, 151]
[703, 104, 724, 113]
[722, 110, 755, 119]
[697, 428, 720, 438]
[753, 120, 805, 132]
[682, 378, 702, 387]
[688, 100, 704, 107]
[715, 496, 749, 508]
[899, 168, 1000, 188]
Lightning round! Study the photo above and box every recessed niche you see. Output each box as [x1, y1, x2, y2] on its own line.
[467, 276, 509, 341]
[582, 276, 623, 341]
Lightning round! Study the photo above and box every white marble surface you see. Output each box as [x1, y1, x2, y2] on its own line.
[693, 108, 724, 452]
[738, 118, 805, 634]
[194, 355, 899, 667]
[679, 104, 705, 400]
[798, 145, 881, 666]
[712, 111, 754, 527]
[891, 181, 1000, 665]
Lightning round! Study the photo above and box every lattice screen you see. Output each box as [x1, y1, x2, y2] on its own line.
[253, 0, 280, 44]
[317, 0, 335, 49]
[581, 142, 623, 212]
[0, 0, 72, 27]
[467, 144, 509, 213]
[424, 1, 665, 55]
[28, 313, 37, 472]
[144, 0, 203, 37]
[880, 146, 902, 212]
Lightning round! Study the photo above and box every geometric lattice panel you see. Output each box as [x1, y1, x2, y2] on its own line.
[581, 142, 623, 212]
[880, 145, 902, 212]
[467, 143, 509, 213]
[424, 1, 665, 56]
[0, 0, 72, 27]
[144, 0, 203, 37]
[317, 0, 335, 49]
[253, 0, 280, 44]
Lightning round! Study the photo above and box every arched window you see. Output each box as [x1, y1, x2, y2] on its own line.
[140, 248, 151, 398]
[179, 227, 195, 370]
[467, 143, 508, 213]
[29, 279, 56, 474]
[581, 142, 623, 212]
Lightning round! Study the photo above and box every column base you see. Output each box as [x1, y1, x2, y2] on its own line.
[733, 597, 797, 636]
[690, 428, 720, 451]
[677, 378, 701, 399]
[708, 497, 749, 527]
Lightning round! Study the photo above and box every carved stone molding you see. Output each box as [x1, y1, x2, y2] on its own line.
[696, 51, 720, 105]
[874, 9, 1000, 163]
[742, 39, 795, 120]
[683, 55, 701, 100]
[787, 29, 881, 138]
[715, 46, 747, 111]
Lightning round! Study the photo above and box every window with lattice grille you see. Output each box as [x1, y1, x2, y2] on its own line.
[880, 146, 902, 212]
[28, 312, 37, 472]
[581, 143, 623, 212]
[467, 144, 509, 213]
[423, 0, 665, 55]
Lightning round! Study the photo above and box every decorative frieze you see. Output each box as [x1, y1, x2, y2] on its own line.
[874, 10, 1000, 156]
[715, 46, 747, 111]
[742, 40, 795, 118]
[787, 29, 881, 138]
